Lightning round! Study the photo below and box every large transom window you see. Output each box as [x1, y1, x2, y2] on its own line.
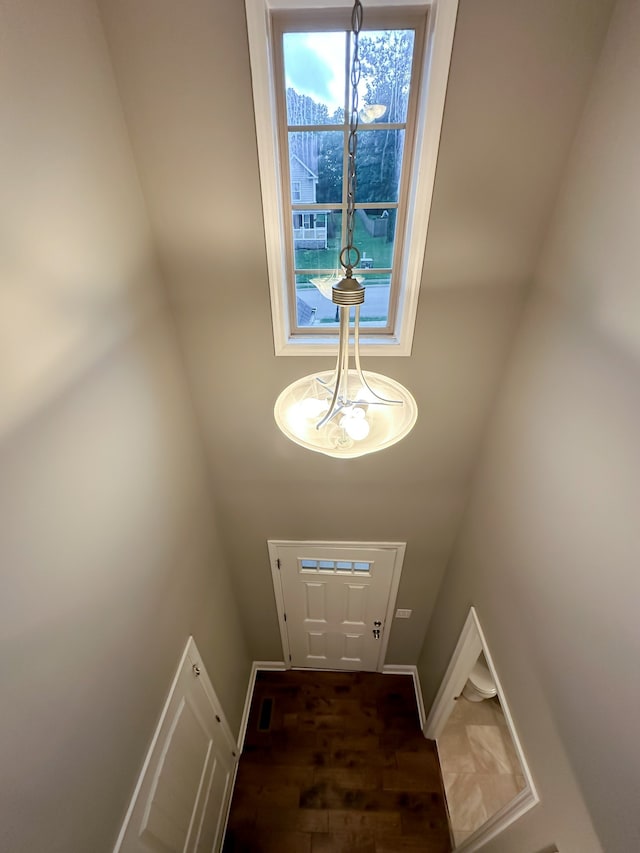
[246, 0, 458, 355]
[278, 21, 418, 335]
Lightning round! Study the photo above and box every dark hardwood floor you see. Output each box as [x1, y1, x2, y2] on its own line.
[223, 670, 452, 852]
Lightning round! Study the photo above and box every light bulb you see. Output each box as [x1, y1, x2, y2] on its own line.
[299, 397, 328, 418]
[344, 416, 370, 441]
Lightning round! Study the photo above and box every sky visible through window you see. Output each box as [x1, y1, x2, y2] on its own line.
[283, 28, 415, 330]
[285, 33, 346, 114]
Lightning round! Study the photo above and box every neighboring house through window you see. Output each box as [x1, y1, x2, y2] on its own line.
[246, 0, 459, 355]
[290, 154, 328, 250]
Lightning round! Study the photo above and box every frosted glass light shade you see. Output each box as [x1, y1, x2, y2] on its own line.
[274, 369, 418, 459]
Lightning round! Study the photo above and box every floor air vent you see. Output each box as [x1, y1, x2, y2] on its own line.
[257, 697, 273, 731]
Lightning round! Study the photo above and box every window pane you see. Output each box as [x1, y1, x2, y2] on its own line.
[336, 561, 352, 571]
[353, 562, 370, 572]
[295, 274, 335, 327]
[358, 30, 415, 125]
[293, 208, 395, 273]
[359, 274, 391, 327]
[295, 276, 390, 329]
[300, 559, 317, 569]
[288, 131, 343, 205]
[319, 560, 334, 569]
[355, 129, 405, 204]
[293, 210, 342, 272]
[354, 209, 396, 270]
[284, 32, 346, 125]
[295, 277, 321, 326]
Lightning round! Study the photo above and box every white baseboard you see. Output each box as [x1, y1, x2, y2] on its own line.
[237, 662, 426, 751]
[382, 664, 427, 731]
[237, 661, 286, 752]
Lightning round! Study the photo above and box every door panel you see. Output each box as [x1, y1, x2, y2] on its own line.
[345, 584, 368, 623]
[342, 633, 364, 662]
[274, 544, 402, 671]
[305, 583, 325, 620]
[116, 643, 236, 853]
[193, 753, 231, 853]
[307, 631, 327, 660]
[140, 690, 211, 851]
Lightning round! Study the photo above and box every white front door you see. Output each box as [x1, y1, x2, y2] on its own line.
[269, 542, 405, 671]
[114, 639, 237, 853]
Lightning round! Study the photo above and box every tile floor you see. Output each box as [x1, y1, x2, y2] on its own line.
[436, 695, 525, 845]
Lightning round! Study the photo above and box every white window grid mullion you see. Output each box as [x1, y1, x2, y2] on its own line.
[291, 203, 341, 211]
[287, 122, 406, 132]
[290, 202, 399, 211]
[294, 267, 393, 274]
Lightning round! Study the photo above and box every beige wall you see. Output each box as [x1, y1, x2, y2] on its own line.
[97, 0, 613, 666]
[2, 0, 628, 848]
[0, 1, 250, 851]
[419, 2, 640, 851]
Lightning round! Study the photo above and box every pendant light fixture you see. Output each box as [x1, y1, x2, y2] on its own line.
[274, 0, 417, 459]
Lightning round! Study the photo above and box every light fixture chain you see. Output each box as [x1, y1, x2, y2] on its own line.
[344, 0, 363, 271]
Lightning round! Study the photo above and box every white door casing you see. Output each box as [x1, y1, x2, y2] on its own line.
[113, 637, 237, 853]
[424, 608, 539, 852]
[269, 541, 406, 671]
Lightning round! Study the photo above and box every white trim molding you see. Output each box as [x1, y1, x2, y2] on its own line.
[424, 608, 482, 740]
[382, 664, 427, 729]
[424, 607, 539, 852]
[245, 0, 459, 357]
[237, 660, 286, 752]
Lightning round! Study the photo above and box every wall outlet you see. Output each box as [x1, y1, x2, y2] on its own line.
[395, 609, 412, 619]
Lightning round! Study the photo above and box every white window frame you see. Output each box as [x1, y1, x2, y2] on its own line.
[291, 179, 302, 201]
[245, 0, 459, 356]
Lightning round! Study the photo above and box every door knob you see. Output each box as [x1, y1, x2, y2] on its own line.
[373, 620, 382, 627]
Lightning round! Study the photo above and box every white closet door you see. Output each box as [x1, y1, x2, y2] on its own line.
[115, 640, 236, 853]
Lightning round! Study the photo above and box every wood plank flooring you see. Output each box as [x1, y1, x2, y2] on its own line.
[223, 670, 452, 852]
